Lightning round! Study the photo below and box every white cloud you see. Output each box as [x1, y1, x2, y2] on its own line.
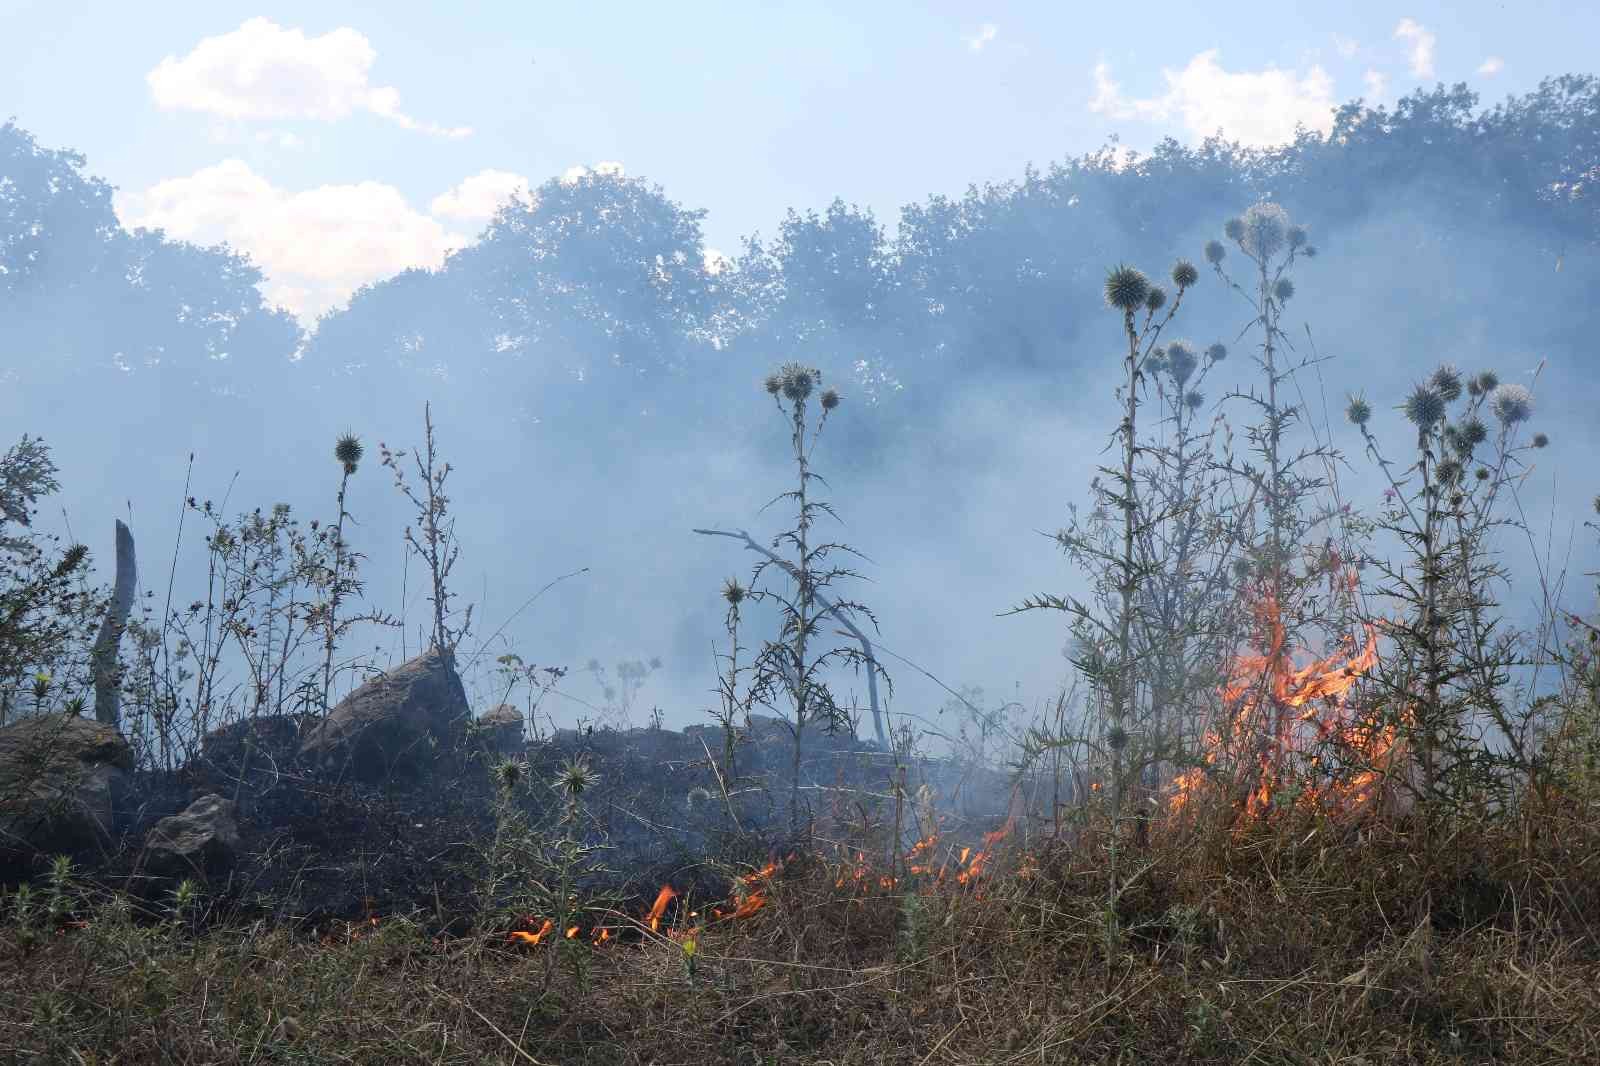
[1363, 69, 1389, 101]
[559, 161, 626, 185]
[1394, 18, 1436, 78]
[117, 159, 466, 323]
[704, 248, 730, 275]
[1090, 51, 1336, 147]
[430, 169, 533, 222]
[254, 130, 304, 150]
[1477, 56, 1504, 76]
[1332, 34, 1360, 59]
[147, 17, 470, 138]
[967, 24, 998, 52]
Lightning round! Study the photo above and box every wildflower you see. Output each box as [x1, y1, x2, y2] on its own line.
[1240, 202, 1291, 259]
[554, 757, 599, 801]
[1489, 383, 1533, 425]
[1206, 342, 1228, 363]
[1437, 459, 1463, 485]
[1104, 265, 1151, 311]
[1223, 217, 1245, 242]
[1166, 341, 1198, 386]
[1430, 364, 1463, 403]
[1459, 417, 1489, 447]
[1171, 259, 1199, 288]
[1346, 395, 1372, 427]
[820, 388, 841, 411]
[1533, 432, 1549, 448]
[1273, 278, 1295, 303]
[779, 363, 816, 402]
[334, 433, 364, 474]
[763, 373, 782, 395]
[1468, 370, 1499, 397]
[1287, 225, 1308, 249]
[1144, 286, 1167, 312]
[1184, 390, 1204, 411]
[1403, 385, 1446, 430]
[721, 578, 746, 606]
[1204, 239, 1226, 265]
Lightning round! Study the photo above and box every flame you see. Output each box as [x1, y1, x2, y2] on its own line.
[509, 918, 555, 945]
[1171, 578, 1396, 819]
[647, 885, 676, 933]
[565, 925, 579, 939]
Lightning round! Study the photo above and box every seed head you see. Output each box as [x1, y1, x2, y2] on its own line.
[1469, 370, 1499, 397]
[1172, 259, 1199, 289]
[1346, 395, 1372, 427]
[1144, 286, 1167, 312]
[1105, 725, 1129, 752]
[1403, 385, 1446, 431]
[721, 577, 746, 606]
[1533, 432, 1549, 448]
[1273, 278, 1295, 303]
[1104, 264, 1151, 312]
[820, 388, 841, 411]
[1240, 202, 1291, 259]
[1166, 341, 1198, 386]
[1302, 245, 1318, 258]
[554, 756, 599, 801]
[1490, 383, 1533, 425]
[1475, 467, 1490, 481]
[1459, 417, 1489, 447]
[763, 373, 782, 396]
[778, 363, 816, 402]
[1430, 364, 1463, 403]
[1145, 348, 1168, 374]
[1204, 239, 1226, 265]
[334, 433, 363, 474]
[1436, 459, 1463, 485]
[1223, 217, 1246, 242]
[1184, 390, 1204, 411]
[1206, 342, 1228, 363]
[1287, 225, 1308, 249]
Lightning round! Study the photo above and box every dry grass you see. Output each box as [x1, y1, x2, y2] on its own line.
[3, 804, 1598, 1065]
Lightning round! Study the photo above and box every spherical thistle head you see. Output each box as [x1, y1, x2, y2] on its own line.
[1146, 347, 1168, 375]
[1476, 467, 1490, 481]
[1430, 364, 1463, 403]
[778, 362, 816, 402]
[1172, 259, 1199, 289]
[1166, 341, 1198, 386]
[1185, 389, 1204, 412]
[721, 577, 746, 606]
[1105, 725, 1130, 752]
[1490, 383, 1534, 425]
[1346, 395, 1373, 427]
[820, 388, 841, 411]
[1403, 385, 1447, 431]
[1204, 239, 1227, 265]
[334, 433, 363, 474]
[495, 758, 524, 792]
[1302, 245, 1319, 258]
[1436, 458, 1463, 486]
[1223, 217, 1246, 242]
[763, 373, 782, 396]
[554, 756, 599, 800]
[1287, 224, 1308, 249]
[1474, 370, 1500, 395]
[1533, 432, 1549, 448]
[1206, 342, 1228, 363]
[1104, 264, 1151, 312]
[1273, 278, 1295, 303]
[1144, 286, 1167, 313]
[1460, 416, 1489, 447]
[1240, 202, 1291, 259]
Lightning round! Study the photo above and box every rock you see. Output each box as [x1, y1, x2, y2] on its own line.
[0, 713, 133, 859]
[477, 704, 524, 756]
[298, 648, 470, 783]
[145, 793, 239, 876]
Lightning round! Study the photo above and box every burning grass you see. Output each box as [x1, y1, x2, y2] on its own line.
[3, 806, 1598, 1064]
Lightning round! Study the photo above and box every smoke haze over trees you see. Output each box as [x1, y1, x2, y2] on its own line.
[3, 75, 1598, 729]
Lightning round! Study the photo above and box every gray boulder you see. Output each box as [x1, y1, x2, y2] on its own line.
[145, 793, 239, 876]
[477, 704, 524, 756]
[0, 713, 133, 857]
[298, 648, 469, 782]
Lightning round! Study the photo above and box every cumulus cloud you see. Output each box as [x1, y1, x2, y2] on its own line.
[1394, 18, 1436, 78]
[967, 24, 998, 52]
[1090, 51, 1336, 147]
[560, 161, 626, 185]
[147, 17, 470, 138]
[430, 169, 533, 222]
[1478, 56, 1504, 76]
[117, 160, 466, 322]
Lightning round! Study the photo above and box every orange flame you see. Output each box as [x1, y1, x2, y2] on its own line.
[509, 918, 555, 945]
[647, 885, 676, 933]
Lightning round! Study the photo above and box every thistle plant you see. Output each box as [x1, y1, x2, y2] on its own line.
[1348, 365, 1551, 838]
[319, 434, 364, 715]
[709, 577, 759, 781]
[742, 364, 888, 832]
[381, 403, 471, 656]
[1012, 257, 1209, 922]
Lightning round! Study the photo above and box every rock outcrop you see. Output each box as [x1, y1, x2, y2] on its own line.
[0, 713, 133, 860]
[297, 648, 469, 783]
[145, 793, 239, 876]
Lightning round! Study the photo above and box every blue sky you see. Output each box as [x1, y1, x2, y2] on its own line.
[6, 1, 1595, 321]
